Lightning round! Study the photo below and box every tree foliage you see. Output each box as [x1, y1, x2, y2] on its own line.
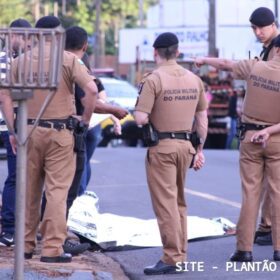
[0, 0, 33, 27]
[0, 0, 159, 55]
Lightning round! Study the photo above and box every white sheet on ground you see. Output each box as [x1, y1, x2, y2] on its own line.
[67, 191, 236, 247]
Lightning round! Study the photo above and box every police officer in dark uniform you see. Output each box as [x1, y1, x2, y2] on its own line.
[134, 32, 208, 275]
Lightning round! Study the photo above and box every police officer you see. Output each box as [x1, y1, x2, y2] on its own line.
[195, 36, 280, 262]
[134, 32, 208, 275]
[1, 16, 98, 263]
[249, 7, 280, 245]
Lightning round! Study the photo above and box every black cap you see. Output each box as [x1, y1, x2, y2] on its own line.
[10, 18, 32, 28]
[249, 7, 275, 27]
[35, 16, 61, 28]
[153, 32, 179, 48]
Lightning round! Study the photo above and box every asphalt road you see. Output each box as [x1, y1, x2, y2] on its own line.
[0, 148, 278, 280]
[89, 148, 279, 280]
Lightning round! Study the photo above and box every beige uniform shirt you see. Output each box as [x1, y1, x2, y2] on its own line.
[233, 55, 280, 124]
[135, 60, 208, 132]
[12, 45, 92, 119]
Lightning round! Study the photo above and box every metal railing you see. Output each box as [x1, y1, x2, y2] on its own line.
[0, 27, 65, 280]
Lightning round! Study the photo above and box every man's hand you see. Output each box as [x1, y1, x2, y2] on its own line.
[192, 151, 205, 171]
[113, 122, 122, 135]
[112, 107, 128, 120]
[9, 134, 17, 155]
[251, 129, 269, 147]
[194, 57, 205, 68]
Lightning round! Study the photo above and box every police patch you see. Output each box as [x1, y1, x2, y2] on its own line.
[77, 59, 84, 65]
[138, 82, 145, 95]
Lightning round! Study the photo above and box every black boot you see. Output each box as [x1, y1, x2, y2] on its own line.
[230, 250, 252, 262]
[254, 232, 272, 246]
[40, 253, 72, 263]
[144, 260, 180, 275]
[273, 251, 280, 261]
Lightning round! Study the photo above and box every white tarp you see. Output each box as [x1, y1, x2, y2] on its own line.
[68, 191, 236, 248]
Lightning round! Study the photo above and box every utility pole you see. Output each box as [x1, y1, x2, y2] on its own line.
[208, 0, 217, 56]
[275, 0, 279, 26]
[159, 0, 164, 27]
[62, 0, 66, 15]
[94, 0, 101, 68]
[54, 1, 58, 17]
[34, 0, 40, 21]
[138, 0, 144, 27]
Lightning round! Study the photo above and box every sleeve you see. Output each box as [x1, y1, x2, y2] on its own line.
[94, 77, 105, 93]
[134, 74, 159, 114]
[232, 59, 257, 80]
[0, 52, 8, 80]
[71, 56, 93, 89]
[195, 78, 208, 112]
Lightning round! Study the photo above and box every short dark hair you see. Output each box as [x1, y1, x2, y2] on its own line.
[10, 18, 32, 28]
[156, 44, 178, 60]
[65, 26, 88, 51]
[35, 16, 61, 28]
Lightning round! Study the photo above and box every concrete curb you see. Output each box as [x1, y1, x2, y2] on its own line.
[0, 269, 113, 280]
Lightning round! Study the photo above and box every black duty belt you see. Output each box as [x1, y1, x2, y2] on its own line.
[237, 122, 272, 140]
[242, 123, 271, 131]
[157, 131, 192, 141]
[27, 118, 71, 131]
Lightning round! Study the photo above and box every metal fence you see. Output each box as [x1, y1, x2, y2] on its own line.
[0, 27, 65, 280]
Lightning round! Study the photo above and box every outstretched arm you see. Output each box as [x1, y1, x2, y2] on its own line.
[195, 57, 236, 71]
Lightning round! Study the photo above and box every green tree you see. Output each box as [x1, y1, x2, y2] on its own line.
[60, 0, 158, 55]
[0, 0, 33, 27]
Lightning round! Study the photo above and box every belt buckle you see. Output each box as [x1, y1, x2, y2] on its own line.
[53, 122, 66, 131]
[45, 121, 54, 129]
[185, 133, 190, 140]
[170, 133, 175, 139]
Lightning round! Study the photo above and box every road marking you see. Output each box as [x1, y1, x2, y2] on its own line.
[90, 159, 100, 164]
[185, 189, 241, 209]
[92, 182, 241, 209]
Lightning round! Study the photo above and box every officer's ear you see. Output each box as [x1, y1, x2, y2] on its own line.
[153, 48, 158, 60]
[82, 42, 88, 53]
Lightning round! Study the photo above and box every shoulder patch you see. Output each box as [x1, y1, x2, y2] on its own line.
[138, 81, 145, 95]
[138, 72, 152, 95]
[77, 59, 85, 65]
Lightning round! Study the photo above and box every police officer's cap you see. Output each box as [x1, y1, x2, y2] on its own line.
[153, 32, 179, 48]
[35, 16, 61, 28]
[10, 19, 32, 28]
[249, 7, 275, 27]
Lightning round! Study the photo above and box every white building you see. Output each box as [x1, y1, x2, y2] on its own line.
[119, 0, 279, 63]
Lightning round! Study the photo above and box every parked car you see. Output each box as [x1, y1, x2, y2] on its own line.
[98, 77, 143, 147]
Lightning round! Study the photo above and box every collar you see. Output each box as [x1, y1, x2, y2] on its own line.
[158, 60, 177, 67]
